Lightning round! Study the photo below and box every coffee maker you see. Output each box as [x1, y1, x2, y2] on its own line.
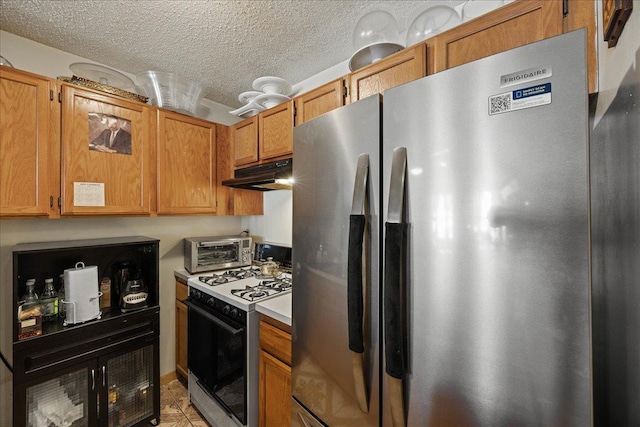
[113, 261, 148, 312]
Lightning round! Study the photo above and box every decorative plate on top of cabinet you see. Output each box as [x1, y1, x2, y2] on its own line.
[69, 62, 136, 91]
[252, 76, 292, 96]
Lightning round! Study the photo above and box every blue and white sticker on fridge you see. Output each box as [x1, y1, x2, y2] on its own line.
[489, 83, 552, 115]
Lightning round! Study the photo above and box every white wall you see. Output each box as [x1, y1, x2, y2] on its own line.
[241, 191, 293, 246]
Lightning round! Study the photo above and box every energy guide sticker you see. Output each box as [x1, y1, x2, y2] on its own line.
[489, 83, 551, 115]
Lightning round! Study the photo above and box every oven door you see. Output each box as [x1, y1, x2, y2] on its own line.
[184, 298, 247, 424]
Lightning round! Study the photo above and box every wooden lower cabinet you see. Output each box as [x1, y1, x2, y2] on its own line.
[259, 316, 292, 427]
[175, 280, 188, 380]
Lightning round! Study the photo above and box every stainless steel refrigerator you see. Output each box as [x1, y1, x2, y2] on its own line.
[292, 30, 591, 426]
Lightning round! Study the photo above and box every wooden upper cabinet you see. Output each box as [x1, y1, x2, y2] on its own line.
[294, 78, 345, 126]
[233, 116, 259, 167]
[348, 44, 427, 103]
[0, 67, 58, 218]
[564, 0, 598, 93]
[217, 124, 263, 216]
[157, 110, 217, 215]
[259, 100, 294, 161]
[60, 84, 154, 215]
[432, 0, 563, 73]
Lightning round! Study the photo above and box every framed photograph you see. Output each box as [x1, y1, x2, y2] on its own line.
[603, 0, 633, 48]
[88, 112, 132, 155]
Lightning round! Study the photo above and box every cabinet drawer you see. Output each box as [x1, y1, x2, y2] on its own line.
[176, 281, 188, 301]
[259, 320, 291, 365]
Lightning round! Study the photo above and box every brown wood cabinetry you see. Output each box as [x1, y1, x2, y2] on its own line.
[60, 84, 155, 215]
[216, 124, 263, 215]
[233, 115, 259, 166]
[431, 0, 563, 73]
[0, 67, 59, 218]
[294, 78, 346, 126]
[175, 280, 188, 380]
[233, 101, 294, 168]
[259, 101, 294, 162]
[348, 44, 427, 103]
[429, 0, 597, 93]
[156, 110, 217, 214]
[564, 0, 598, 93]
[259, 315, 292, 427]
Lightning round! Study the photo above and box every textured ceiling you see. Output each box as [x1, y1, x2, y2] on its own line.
[0, 0, 465, 108]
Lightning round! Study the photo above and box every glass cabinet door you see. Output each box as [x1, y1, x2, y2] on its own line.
[21, 361, 96, 427]
[102, 344, 155, 427]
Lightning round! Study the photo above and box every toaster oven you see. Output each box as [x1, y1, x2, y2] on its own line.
[184, 236, 252, 273]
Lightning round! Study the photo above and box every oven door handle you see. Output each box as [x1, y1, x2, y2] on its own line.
[183, 299, 244, 335]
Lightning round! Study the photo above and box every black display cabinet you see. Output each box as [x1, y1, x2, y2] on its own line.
[12, 236, 160, 427]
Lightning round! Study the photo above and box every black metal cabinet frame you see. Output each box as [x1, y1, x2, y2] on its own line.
[11, 236, 161, 427]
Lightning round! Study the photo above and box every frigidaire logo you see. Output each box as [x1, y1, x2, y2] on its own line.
[500, 66, 552, 88]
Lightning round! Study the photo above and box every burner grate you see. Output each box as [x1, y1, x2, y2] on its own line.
[198, 267, 264, 286]
[230, 277, 292, 301]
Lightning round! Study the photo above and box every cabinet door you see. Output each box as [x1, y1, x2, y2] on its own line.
[157, 111, 217, 214]
[348, 44, 427, 103]
[215, 124, 263, 215]
[233, 116, 259, 167]
[294, 79, 345, 126]
[14, 360, 97, 427]
[60, 85, 153, 215]
[175, 282, 188, 380]
[432, 0, 563, 73]
[259, 100, 294, 161]
[0, 67, 58, 217]
[100, 343, 157, 427]
[259, 349, 291, 427]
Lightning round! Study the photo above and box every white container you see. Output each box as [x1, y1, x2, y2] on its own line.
[62, 262, 101, 325]
[137, 71, 203, 116]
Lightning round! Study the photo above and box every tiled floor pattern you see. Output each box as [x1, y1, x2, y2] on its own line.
[159, 378, 210, 426]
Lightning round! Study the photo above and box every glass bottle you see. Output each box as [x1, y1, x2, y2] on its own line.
[58, 274, 66, 319]
[40, 277, 59, 322]
[22, 279, 40, 308]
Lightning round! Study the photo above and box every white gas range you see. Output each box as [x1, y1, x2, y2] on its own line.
[188, 266, 292, 310]
[184, 243, 291, 427]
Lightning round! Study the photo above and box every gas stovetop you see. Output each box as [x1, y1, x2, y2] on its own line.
[230, 276, 292, 301]
[198, 266, 269, 285]
[187, 266, 292, 311]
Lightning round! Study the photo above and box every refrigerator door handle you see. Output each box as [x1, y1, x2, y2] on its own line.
[348, 153, 370, 413]
[384, 147, 407, 427]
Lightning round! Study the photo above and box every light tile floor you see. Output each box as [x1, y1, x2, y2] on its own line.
[159, 377, 210, 427]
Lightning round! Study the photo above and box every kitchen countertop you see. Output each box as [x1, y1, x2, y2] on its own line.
[174, 269, 194, 283]
[256, 293, 292, 326]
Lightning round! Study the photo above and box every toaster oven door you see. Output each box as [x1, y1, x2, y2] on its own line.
[195, 240, 244, 271]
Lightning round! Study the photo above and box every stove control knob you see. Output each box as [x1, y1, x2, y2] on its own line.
[230, 308, 238, 318]
[207, 297, 215, 306]
[223, 305, 231, 315]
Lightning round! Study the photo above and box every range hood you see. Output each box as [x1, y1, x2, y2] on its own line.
[222, 158, 293, 191]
